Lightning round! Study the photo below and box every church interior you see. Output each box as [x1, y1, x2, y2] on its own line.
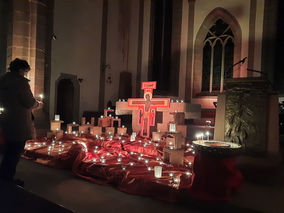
[0, 0, 284, 212]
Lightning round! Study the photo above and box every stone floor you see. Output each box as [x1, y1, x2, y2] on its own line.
[8, 152, 283, 213]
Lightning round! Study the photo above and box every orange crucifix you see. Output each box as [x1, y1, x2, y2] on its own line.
[128, 82, 170, 138]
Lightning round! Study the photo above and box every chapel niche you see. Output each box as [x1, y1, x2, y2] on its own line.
[56, 79, 75, 125]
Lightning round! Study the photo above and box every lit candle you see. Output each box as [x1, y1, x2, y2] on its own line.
[169, 172, 174, 177]
[72, 121, 76, 124]
[38, 93, 44, 101]
[154, 166, 162, 178]
[186, 171, 192, 176]
[117, 158, 122, 163]
[206, 131, 210, 140]
[129, 162, 134, 166]
[100, 115, 103, 118]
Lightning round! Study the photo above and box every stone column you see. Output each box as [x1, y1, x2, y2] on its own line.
[185, 0, 195, 102]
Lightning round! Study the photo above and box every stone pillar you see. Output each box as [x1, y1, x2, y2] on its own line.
[7, 0, 53, 135]
[185, 0, 195, 102]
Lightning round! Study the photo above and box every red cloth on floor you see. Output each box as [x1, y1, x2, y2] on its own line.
[190, 153, 242, 201]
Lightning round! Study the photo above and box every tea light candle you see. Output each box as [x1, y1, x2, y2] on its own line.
[154, 166, 162, 178]
[169, 172, 174, 177]
[129, 162, 134, 166]
[117, 158, 122, 163]
[173, 177, 179, 183]
[186, 171, 192, 176]
[72, 121, 76, 124]
[100, 115, 104, 118]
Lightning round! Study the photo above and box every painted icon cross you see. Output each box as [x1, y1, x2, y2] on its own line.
[128, 81, 170, 138]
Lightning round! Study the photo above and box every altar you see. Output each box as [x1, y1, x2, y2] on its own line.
[20, 81, 242, 202]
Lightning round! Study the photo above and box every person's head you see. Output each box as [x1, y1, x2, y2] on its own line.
[8, 58, 30, 76]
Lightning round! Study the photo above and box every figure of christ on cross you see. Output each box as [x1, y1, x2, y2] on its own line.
[128, 82, 170, 138]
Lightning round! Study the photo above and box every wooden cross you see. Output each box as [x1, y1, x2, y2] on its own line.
[128, 82, 170, 138]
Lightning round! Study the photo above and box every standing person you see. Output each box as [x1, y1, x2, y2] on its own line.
[0, 58, 42, 185]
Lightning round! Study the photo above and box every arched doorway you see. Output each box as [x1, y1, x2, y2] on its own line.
[56, 79, 74, 124]
[55, 74, 80, 125]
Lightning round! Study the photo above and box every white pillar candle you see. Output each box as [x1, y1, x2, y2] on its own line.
[154, 166, 162, 178]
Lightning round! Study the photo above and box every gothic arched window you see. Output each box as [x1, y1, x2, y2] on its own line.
[201, 19, 234, 93]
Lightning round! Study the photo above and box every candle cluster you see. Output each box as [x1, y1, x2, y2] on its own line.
[196, 131, 210, 141]
[170, 99, 184, 103]
[118, 99, 128, 102]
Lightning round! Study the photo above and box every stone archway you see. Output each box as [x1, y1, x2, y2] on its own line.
[193, 7, 242, 97]
[55, 74, 80, 124]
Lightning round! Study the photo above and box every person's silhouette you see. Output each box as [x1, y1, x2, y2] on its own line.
[0, 58, 42, 186]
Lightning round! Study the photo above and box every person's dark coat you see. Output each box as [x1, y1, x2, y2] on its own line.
[0, 72, 36, 141]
